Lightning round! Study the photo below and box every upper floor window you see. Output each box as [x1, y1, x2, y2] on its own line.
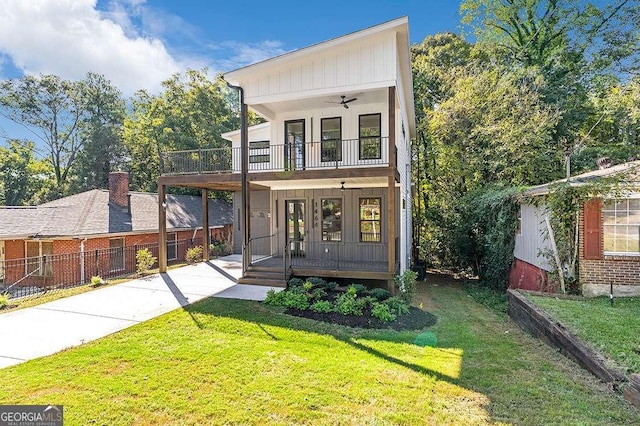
[321, 117, 342, 162]
[359, 113, 381, 160]
[249, 140, 270, 164]
[603, 199, 640, 254]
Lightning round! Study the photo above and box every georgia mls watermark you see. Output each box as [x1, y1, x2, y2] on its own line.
[0, 405, 63, 426]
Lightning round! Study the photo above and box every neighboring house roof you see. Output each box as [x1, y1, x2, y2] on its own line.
[0, 190, 232, 239]
[524, 161, 640, 197]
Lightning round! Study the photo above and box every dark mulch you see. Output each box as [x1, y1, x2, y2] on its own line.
[284, 306, 437, 331]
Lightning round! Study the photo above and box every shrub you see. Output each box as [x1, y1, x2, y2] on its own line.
[335, 293, 365, 316]
[346, 285, 358, 296]
[371, 302, 397, 322]
[349, 284, 368, 295]
[311, 288, 327, 300]
[136, 248, 157, 275]
[0, 293, 9, 309]
[326, 281, 338, 290]
[394, 270, 417, 305]
[91, 275, 105, 286]
[384, 296, 410, 316]
[369, 288, 391, 301]
[185, 245, 203, 263]
[303, 281, 313, 291]
[306, 277, 327, 287]
[310, 300, 334, 313]
[288, 277, 304, 288]
[209, 239, 230, 257]
[263, 290, 309, 310]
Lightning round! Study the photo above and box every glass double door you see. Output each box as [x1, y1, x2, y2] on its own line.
[285, 119, 305, 170]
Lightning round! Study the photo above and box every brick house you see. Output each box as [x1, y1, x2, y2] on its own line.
[0, 172, 232, 294]
[510, 160, 640, 296]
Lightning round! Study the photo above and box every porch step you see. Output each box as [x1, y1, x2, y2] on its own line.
[238, 276, 287, 287]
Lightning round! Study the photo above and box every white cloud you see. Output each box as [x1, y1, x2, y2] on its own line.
[209, 40, 288, 72]
[0, 0, 181, 94]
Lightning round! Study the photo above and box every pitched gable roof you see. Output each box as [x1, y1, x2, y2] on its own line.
[0, 190, 232, 239]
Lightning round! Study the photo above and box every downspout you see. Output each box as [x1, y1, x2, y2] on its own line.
[223, 78, 249, 275]
[80, 237, 88, 283]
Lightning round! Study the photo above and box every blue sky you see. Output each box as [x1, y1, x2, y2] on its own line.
[0, 0, 463, 146]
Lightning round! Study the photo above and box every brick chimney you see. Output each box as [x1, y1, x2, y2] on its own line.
[108, 171, 130, 210]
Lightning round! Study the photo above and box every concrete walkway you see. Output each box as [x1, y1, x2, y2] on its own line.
[0, 258, 278, 369]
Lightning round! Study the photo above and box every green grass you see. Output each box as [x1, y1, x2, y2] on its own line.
[527, 294, 640, 375]
[0, 283, 636, 424]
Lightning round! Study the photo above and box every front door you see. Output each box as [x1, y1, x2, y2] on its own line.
[286, 200, 305, 256]
[285, 119, 305, 171]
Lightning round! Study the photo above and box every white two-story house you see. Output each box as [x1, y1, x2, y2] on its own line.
[157, 17, 416, 289]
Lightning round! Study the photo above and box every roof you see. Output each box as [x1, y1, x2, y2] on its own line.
[524, 161, 640, 196]
[0, 190, 232, 239]
[223, 17, 416, 137]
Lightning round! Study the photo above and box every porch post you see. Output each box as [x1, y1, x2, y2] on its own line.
[158, 182, 167, 272]
[387, 86, 397, 291]
[240, 97, 250, 275]
[202, 188, 209, 261]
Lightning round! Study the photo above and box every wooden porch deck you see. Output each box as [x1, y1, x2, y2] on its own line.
[251, 255, 391, 280]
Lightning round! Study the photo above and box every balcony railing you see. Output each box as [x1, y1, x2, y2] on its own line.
[160, 137, 390, 175]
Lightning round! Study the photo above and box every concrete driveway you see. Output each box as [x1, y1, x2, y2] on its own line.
[0, 259, 278, 369]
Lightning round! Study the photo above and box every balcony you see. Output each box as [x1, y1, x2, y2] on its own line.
[160, 137, 391, 176]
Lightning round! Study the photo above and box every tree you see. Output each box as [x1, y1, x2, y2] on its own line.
[0, 75, 85, 191]
[70, 73, 126, 192]
[123, 69, 240, 193]
[0, 140, 53, 205]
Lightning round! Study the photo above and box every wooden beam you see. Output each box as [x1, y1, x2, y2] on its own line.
[202, 188, 209, 262]
[388, 86, 396, 172]
[158, 183, 167, 272]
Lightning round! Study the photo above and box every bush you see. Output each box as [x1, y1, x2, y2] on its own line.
[310, 300, 334, 313]
[209, 239, 230, 257]
[306, 277, 327, 287]
[136, 248, 157, 275]
[263, 290, 309, 310]
[394, 270, 417, 305]
[349, 284, 368, 295]
[335, 293, 365, 316]
[185, 245, 203, 263]
[369, 288, 391, 301]
[384, 296, 410, 316]
[91, 275, 105, 286]
[371, 302, 397, 322]
[0, 293, 9, 309]
[303, 281, 313, 291]
[288, 277, 304, 288]
[326, 281, 338, 290]
[311, 288, 327, 300]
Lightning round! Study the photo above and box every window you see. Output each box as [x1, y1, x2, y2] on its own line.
[603, 199, 640, 254]
[321, 198, 342, 241]
[321, 117, 342, 162]
[249, 140, 270, 164]
[167, 232, 177, 261]
[359, 113, 381, 160]
[109, 237, 125, 272]
[360, 198, 381, 242]
[25, 241, 53, 276]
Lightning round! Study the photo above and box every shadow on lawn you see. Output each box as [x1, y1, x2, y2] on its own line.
[184, 297, 459, 385]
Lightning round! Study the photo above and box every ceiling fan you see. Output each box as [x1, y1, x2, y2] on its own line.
[339, 181, 362, 191]
[327, 95, 358, 109]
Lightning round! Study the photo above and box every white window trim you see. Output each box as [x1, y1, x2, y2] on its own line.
[24, 240, 53, 276]
[602, 197, 640, 256]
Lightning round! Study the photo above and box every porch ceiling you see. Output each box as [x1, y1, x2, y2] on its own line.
[253, 87, 387, 117]
[251, 176, 393, 191]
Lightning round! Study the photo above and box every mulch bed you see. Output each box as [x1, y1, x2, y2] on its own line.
[284, 305, 437, 331]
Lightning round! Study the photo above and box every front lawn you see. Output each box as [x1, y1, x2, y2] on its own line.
[527, 294, 640, 375]
[0, 281, 636, 424]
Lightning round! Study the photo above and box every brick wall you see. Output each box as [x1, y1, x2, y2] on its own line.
[578, 203, 640, 295]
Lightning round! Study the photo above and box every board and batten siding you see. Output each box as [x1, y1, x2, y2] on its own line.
[232, 190, 271, 254]
[514, 203, 553, 271]
[243, 34, 396, 104]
